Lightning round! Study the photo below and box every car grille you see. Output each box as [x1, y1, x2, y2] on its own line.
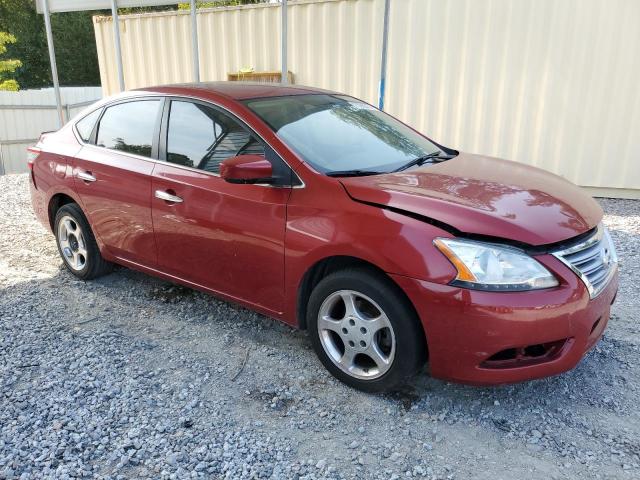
[552, 224, 618, 299]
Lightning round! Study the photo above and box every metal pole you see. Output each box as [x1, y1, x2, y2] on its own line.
[281, 0, 288, 84]
[111, 0, 125, 92]
[0, 146, 5, 176]
[190, 0, 200, 82]
[42, 0, 64, 127]
[378, 0, 391, 110]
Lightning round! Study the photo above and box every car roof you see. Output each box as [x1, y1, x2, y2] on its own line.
[137, 81, 338, 101]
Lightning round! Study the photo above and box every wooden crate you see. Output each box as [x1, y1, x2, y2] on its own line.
[227, 71, 294, 84]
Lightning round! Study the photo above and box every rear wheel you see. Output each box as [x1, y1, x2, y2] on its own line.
[54, 203, 112, 280]
[307, 268, 426, 392]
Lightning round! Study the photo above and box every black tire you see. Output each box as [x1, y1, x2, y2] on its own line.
[307, 267, 426, 393]
[54, 203, 112, 280]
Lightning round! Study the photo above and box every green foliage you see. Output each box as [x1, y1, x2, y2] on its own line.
[178, 0, 267, 9]
[0, 31, 21, 90]
[0, 0, 103, 89]
[118, 5, 176, 14]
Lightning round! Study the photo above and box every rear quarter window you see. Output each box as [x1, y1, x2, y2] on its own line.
[75, 108, 102, 143]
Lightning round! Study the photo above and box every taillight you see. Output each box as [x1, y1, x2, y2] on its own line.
[27, 147, 41, 170]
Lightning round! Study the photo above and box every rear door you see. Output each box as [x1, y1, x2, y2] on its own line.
[151, 98, 292, 314]
[73, 98, 162, 266]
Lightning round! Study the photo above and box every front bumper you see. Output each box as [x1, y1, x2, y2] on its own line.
[391, 254, 619, 385]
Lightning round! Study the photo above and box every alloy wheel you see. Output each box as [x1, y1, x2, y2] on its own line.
[57, 215, 88, 271]
[317, 289, 396, 380]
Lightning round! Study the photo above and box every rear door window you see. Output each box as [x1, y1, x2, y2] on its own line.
[96, 100, 161, 158]
[166, 100, 264, 173]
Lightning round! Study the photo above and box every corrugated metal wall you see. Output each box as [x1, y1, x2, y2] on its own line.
[0, 87, 102, 174]
[384, 0, 640, 197]
[95, 1, 384, 105]
[92, 0, 639, 197]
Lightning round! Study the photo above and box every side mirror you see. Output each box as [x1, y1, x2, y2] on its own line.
[220, 155, 274, 184]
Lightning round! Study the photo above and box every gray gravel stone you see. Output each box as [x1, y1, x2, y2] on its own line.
[0, 173, 639, 479]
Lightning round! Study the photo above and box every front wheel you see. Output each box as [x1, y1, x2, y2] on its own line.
[307, 268, 426, 393]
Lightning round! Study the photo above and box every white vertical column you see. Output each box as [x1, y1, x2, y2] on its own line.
[111, 0, 125, 92]
[378, 0, 391, 110]
[42, 0, 64, 127]
[281, 0, 288, 84]
[190, 0, 200, 82]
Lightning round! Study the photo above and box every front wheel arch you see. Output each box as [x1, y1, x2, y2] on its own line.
[297, 256, 379, 329]
[306, 266, 428, 391]
[296, 256, 428, 359]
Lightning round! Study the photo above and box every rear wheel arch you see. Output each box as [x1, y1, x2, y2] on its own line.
[48, 193, 78, 231]
[296, 256, 427, 352]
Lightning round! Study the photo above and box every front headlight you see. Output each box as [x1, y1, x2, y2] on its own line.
[433, 238, 559, 291]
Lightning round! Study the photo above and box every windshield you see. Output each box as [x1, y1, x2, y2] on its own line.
[243, 94, 442, 174]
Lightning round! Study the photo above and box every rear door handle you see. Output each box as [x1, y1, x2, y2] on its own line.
[155, 190, 183, 203]
[77, 171, 96, 183]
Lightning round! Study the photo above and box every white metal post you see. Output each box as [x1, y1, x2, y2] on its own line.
[42, 0, 64, 127]
[111, 0, 125, 92]
[378, 0, 391, 110]
[190, 0, 200, 82]
[281, 0, 288, 84]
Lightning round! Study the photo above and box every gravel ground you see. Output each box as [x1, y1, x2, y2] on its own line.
[0, 173, 639, 480]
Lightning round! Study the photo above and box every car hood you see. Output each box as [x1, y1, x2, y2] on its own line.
[339, 153, 603, 246]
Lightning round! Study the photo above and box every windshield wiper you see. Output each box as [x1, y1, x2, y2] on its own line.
[393, 151, 455, 172]
[326, 169, 384, 177]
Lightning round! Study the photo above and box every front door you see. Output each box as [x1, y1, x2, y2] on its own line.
[151, 99, 291, 314]
[73, 99, 163, 267]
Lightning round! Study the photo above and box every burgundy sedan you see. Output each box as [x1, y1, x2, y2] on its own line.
[29, 83, 618, 392]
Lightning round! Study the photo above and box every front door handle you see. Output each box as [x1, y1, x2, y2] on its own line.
[155, 190, 183, 203]
[77, 171, 96, 183]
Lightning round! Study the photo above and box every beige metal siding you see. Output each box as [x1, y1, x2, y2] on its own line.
[94, 3, 285, 94]
[93, 0, 640, 196]
[384, 0, 640, 195]
[287, 0, 383, 104]
[94, 0, 383, 98]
